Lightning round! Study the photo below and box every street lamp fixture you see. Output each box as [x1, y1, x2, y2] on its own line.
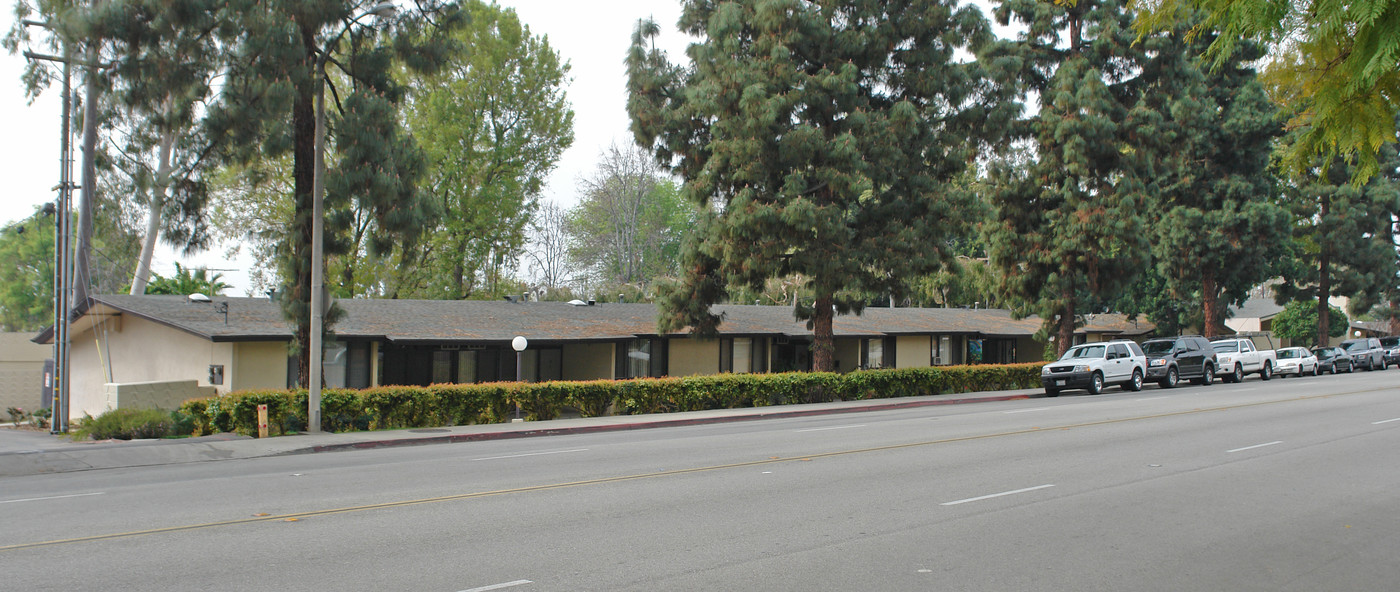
[308, 2, 398, 433]
[512, 336, 528, 422]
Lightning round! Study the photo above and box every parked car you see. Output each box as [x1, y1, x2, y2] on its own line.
[1210, 337, 1276, 382]
[1274, 347, 1318, 377]
[1379, 336, 1400, 368]
[1041, 340, 1148, 396]
[1312, 346, 1354, 374]
[1339, 337, 1385, 370]
[1141, 335, 1218, 388]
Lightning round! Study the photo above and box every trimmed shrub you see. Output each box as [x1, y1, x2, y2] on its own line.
[71, 408, 192, 441]
[176, 362, 1046, 437]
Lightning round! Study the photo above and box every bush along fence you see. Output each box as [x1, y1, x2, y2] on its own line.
[177, 363, 1047, 438]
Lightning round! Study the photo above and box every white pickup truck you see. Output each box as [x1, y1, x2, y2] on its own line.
[1210, 337, 1276, 383]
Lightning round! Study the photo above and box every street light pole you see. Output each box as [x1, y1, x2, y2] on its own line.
[307, 2, 397, 433]
[512, 336, 528, 422]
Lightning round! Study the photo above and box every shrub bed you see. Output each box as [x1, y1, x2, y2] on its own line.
[177, 363, 1045, 437]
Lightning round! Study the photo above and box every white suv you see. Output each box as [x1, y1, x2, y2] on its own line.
[1041, 340, 1148, 396]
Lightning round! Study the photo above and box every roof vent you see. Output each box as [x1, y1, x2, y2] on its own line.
[588, 299, 596, 306]
[188, 293, 211, 303]
[503, 295, 519, 303]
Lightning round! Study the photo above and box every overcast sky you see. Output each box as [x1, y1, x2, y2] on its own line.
[0, 1, 690, 294]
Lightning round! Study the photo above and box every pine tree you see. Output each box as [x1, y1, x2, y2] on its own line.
[204, 1, 463, 386]
[1275, 142, 1400, 346]
[982, 0, 1151, 356]
[1138, 27, 1289, 337]
[626, 0, 1012, 371]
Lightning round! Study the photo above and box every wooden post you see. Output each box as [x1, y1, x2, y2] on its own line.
[257, 404, 269, 439]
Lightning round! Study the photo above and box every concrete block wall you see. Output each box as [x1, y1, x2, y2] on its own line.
[102, 380, 218, 413]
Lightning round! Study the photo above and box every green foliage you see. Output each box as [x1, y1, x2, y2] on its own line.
[1272, 300, 1349, 347]
[627, 1, 1012, 370]
[389, 0, 574, 301]
[71, 408, 194, 441]
[1134, 0, 1400, 184]
[983, 0, 1152, 354]
[1136, 24, 1288, 337]
[0, 211, 55, 332]
[176, 364, 1046, 436]
[145, 262, 230, 296]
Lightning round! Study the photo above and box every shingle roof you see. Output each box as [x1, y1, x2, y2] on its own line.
[42, 295, 1155, 344]
[1229, 296, 1286, 321]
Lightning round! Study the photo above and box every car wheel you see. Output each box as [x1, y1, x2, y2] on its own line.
[1126, 369, 1144, 392]
[1231, 364, 1244, 383]
[1161, 366, 1179, 388]
[1260, 362, 1273, 380]
[1196, 365, 1215, 386]
[1313, 364, 1321, 376]
[1087, 372, 1103, 395]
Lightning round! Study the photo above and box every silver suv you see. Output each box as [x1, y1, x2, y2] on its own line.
[1041, 340, 1148, 396]
[1340, 337, 1386, 370]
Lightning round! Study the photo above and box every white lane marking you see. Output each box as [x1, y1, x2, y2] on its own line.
[471, 449, 588, 462]
[1135, 396, 1168, 402]
[1228, 441, 1282, 453]
[794, 424, 867, 433]
[1373, 417, 1400, 425]
[1003, 407, 1053, 414]
[0, 492, 105, 505]
[458, 580, 532, 592]
[941, 484, 1055, 506]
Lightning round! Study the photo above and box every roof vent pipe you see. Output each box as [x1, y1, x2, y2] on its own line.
[588, 299, 596, 306]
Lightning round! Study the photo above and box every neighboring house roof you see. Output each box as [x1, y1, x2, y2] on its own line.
[35, 295, 1156, 345]
[1229, 297, 1286, 322]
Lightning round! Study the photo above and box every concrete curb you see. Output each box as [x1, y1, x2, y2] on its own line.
[2, 389, 1047, 477]
[296, 392, 1042, 454]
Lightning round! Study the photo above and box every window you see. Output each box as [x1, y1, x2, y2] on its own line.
[865, 339, 884, 369]
[457, 350, 477, 383]
[627, 339, 651, 378]
[431, 350, 453, 384]
[732, 338, 753, 373]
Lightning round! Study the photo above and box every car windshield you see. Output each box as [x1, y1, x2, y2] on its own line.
[1342, 341, 1367, 352]
[1061, 345, 1106, 360]
[1143, 341, 1176, 354]
[1311, 349, 1331, 358]
[1212, 342, 1239, 353]
[1277, 348, 1300, 359]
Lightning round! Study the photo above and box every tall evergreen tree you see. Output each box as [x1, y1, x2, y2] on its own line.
[1275, 143, 1400, 346]
[626, 0, 1011, 371]
[982, 0, 1152, 355]
[1139, 27, 1288, 337]
[204, 1, 463, 386]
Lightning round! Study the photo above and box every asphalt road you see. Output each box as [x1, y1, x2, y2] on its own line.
[3, 370, 1398, 591]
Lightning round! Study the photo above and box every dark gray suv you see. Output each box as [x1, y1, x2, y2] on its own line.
[1142, 335, 1218, 388]
[1340, 338, 1386, 370]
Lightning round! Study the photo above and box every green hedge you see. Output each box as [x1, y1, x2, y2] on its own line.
[177, 363, 1046, 437]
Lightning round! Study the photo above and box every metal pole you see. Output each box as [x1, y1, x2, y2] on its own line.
[515, 350, 522, 421]
[55, 51, 73, 434]
[307, 54, 327, 433]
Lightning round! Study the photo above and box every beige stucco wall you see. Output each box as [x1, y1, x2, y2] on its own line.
[233, 341, 289, 391]
[563, 342, 614, 380]
[834, 338, 860, 373]
[67, 315, 233, 421]
[103, 380, 217, 412]
[895, 336, 930, 369]
[0, 332, 49, 415]
[668, 337, 718, 376]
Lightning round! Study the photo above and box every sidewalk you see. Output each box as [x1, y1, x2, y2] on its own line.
[0, 388, 1044, 478]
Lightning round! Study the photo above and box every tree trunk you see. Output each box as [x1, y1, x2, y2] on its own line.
[75, 42, 101, 306]
[1317, 193, 1332, 348]
[1202, 270, 1221, 338]
[812, 294, 835, 372]
[130, 129, 176, 295]
[1056, 301, 1075, 358]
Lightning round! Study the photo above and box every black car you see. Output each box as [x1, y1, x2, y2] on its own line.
[1379, 336, 1400, 368]
[1312, 346, 1354, 374]
[1142, 335, 1218, 387]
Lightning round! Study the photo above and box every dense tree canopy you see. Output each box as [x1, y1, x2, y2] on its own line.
[1134, 0, 1400, 184]
[1272, 299, 1348, 347]
[983, 0, 1153, 355]
[627, 0, 1012, 370]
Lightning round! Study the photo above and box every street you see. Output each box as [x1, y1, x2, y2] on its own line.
[3, 371, 1398, 591]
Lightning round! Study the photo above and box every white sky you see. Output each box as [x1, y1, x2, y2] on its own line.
[0, 1, 689, 295]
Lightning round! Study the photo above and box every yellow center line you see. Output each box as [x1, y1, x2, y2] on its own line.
[0, 388, 1377, 552]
